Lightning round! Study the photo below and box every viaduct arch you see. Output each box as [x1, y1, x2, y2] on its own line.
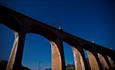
[0, 5, 115, 70]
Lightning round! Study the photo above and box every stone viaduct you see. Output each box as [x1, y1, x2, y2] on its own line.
[0, 5, 115, 70]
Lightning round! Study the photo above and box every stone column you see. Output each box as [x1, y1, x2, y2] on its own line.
[101, 55, 113, 70]
[50, 39, 66, 70]
[98, 53, 109, 70]
[87, 50, 99, 70]
[6, 31, 25, 70]
[72, 47, 85, 70]
[107, 56, 115, 69]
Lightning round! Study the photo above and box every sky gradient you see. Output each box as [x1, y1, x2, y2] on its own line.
[0, 0, 115, 70]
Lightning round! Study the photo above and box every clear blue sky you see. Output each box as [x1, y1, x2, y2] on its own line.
[0, 0, 115, 70]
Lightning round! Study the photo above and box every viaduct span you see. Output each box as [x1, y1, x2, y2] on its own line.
[0, 5, 115, 70]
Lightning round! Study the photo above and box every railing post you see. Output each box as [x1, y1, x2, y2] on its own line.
[50, 38, 66, 70]
[6, 31, 25, 70]
[72, 47, 85, 70]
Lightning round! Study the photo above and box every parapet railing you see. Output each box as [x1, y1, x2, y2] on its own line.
[0, 5, 115, 70]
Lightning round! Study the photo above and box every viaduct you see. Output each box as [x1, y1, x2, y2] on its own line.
[0, 5, 115, 70]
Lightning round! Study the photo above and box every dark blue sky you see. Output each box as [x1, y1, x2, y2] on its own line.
[0, 0, 115, 70]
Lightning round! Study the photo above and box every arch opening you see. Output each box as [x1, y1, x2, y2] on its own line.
[63, 42, 75, 70]
[22, 33, 51, 70]
[0, 24, 14, 69]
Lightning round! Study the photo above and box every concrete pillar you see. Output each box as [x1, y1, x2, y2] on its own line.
[6, 31, 25, 70]
[87, 51, 99, 70]
[72, 47, 85, 70]
[50, 39, 65, 70]
[98, 53, 109, 70]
